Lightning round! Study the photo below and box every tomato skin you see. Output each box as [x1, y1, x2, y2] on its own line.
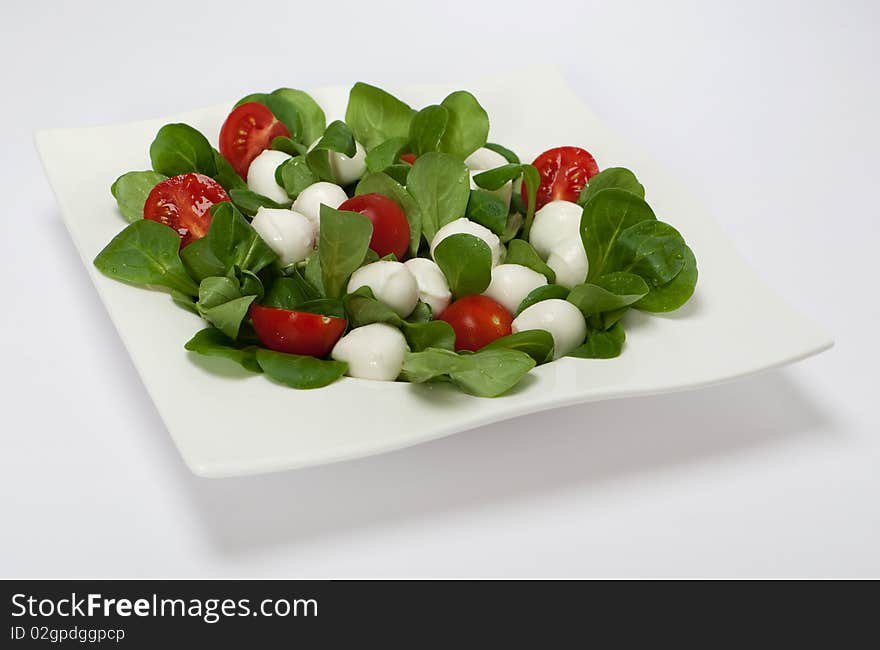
[523, 146, 599, 210]
[400, 153, 417, 165]
[338, 193, 411, 260]
[142, 173, 229, 247]
[438, 295, 513, 352]
[219, 101, 290, 178]
[250, 305, 347, 357]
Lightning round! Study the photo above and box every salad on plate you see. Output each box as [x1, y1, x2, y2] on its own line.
[95, 82, 698, 397]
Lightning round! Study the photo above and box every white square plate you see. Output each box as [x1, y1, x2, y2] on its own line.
[36, 67, 832, 478]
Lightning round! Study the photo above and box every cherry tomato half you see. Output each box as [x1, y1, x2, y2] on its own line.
[523, 146, 599, 211]
[338, 193, 411, 260]
[250, 304, 347, 357]
[438, 295, 512, 352]
[399, 153, 417, 165]
[143, 173, 229, 248]
[219, 101, 290, 178]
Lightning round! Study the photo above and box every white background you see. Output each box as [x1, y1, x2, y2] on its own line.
[2, 0, 877, 578]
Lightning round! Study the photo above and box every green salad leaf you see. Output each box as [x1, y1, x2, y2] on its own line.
[276, 156, 318, 199]
[206, 202, 277, 274]
[110, 171, 167, 222]
[409, 104, 449, 156]
[437, 91, 489, 159]
[196, 276, 255, 340]
[271, 136, 308, 157]
[401, 347, 535, 397]
[607, 220, 687, 288]
[149, 123, 217, 177]
[184, 328, 262, 373]
[581, 188, 656, 280]
[474, 163, 539, 234]
[402, 320, 455, 352]
[345, 82, 415, 149]
[93, 219, 198, 296]
[568, 322, 626, 359]
[578, 167, 645, 206]
[365, 137, 409, 173]
[483, 142, 520, 164]
[211, 149, 247, 192]
[465, 189, 508, 236]
[515, 284, 569, 316]
[505, 239, 556, 283]
[256, 349, 347, 389]
[481, 330, 554, 364]
[228, 189, 287, 216]
[406, 152, 470, 241]
[270, 88, 327, 144]
[318, 205, 374, 298]
[433, 233, 492, 299]
[171, 289, 199, 314]
[566, 272, 650, 318]
[636, 244, 698, 312]
[306, 120, 357, 182]
[263, 272, 319, 310]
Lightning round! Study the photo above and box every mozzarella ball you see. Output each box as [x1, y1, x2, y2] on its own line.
[430, 217, 503, 267]
[464, 147, 509, 171]
[403, 258, 452, 316]
[291, 181, 348, 235]
[310, 139, 367, 186]
[512, 299, 587, 360]
[347, 261, 419, 318]
[251, 207, 316, 266]
[483, 264, 547, 314]
[546, 238, 589, 289]
[246, 150, 292, 206]
[331, 323, 408, 381]
[529, 200, 583, 259]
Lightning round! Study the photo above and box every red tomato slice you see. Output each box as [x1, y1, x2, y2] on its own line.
[523, 146, 599, 210]
[219, 101, 290, 179]
[250, 305, 347, 357]
[438, 295, 512, 352]
[338, 193, 411, 260]
[143, 173, 229, 248]
[399, 153, 417, 165]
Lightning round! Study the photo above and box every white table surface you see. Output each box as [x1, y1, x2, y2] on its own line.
[2, 0, 877, 579]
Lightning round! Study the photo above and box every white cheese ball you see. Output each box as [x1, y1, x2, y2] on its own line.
[430, 217, 503, 267]
[546, 238, 589, 289]
[464, 147, 509, 171]
[310, 139, 367, 186]
[347, 261, 419, 318]
[331, 323, 408, 381]
[512, 298, 587, 360]
[529, 200, 583, 259]
[403, 258, 452, 317]
[251, 207, 315, 266]
[291, 181, 348, 235]
[483, 264, 547, 315]
[246, 149, 292, 206]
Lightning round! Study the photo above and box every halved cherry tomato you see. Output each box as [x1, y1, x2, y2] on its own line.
[438, 295, 512, 352]
[143, 173, 229, 248]
[522, 146, 599, 210]
[400, 153, 417, 165]
[250, 305, 347, 357]
[338, 193, 411, 259]
[219, 101, 290, 178]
